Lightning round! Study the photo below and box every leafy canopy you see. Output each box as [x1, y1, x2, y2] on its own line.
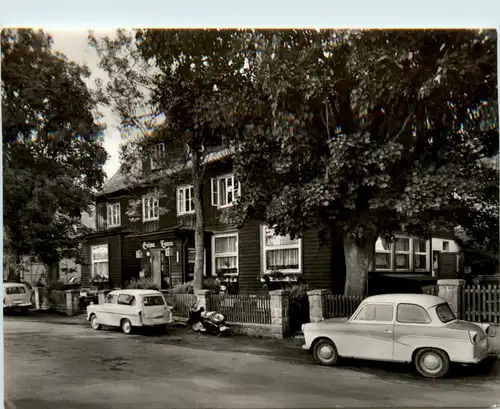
[2, 28, 108, 266]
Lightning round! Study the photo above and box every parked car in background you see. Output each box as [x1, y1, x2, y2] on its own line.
[19, 281, 35, 306]
[3, 282, 32, 314]
[302, 294, 492, 378]
[86, 289, 173, 334]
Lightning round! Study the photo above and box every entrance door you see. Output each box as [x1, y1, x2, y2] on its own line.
[151, 249, 163, 288]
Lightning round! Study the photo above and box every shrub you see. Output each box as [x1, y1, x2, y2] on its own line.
[171, 281, 194, 294]
[46, 280, 67, 292]
[286, 283, 310, 335]
[203, 277, 221, 292]
[125, 277, 159, 290]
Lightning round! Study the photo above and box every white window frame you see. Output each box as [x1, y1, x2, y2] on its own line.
[211, 174, 241, 208]
[413, 238, 430, 271]
[150, 143, 165, 170]
[106, 202, 121, 227]
[261, 225, 302, 274]
[374, 237, 392, 271]
[212, 232, 239, 276]
[373, 235, 431, 272]
[177, 185, 195, 215]
[142, 195, 160, 222]
[394, 236, 412, 272]
[91, 244, 109, 281]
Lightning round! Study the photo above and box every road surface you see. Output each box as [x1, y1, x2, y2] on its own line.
[4, 314, 500, 408]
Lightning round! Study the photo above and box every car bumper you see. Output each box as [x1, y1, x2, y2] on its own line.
[4, 303, 31, 309]
[302, 344, 310, 351]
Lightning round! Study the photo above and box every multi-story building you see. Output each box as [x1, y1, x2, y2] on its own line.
[81, 147, 461, 293]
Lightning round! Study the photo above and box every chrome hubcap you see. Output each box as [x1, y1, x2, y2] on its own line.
[422, 353, 442, 373]
[319, 345, 334, 360]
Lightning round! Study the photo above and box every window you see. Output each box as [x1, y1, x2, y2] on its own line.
[177, 186, 195, 215]
[395, 237, 410, 270]
[436, 303, 456, 323]
[107, 202, 121, 227]
[443, 241, 450, 252]
[143, 195, 159, 221]
[262, 225, 301, 274]
[212, 233, 238, 276]
[91, 244, 109, 281]
[373, 235, 431, 272]
[6, 286, 26, 295]
[150, 143, 165, 170]
[374, 238, 392, 270]
[143, 295, 165, 306]
[105, 293, 117, 304]
[354, 304, 394, 322]
[211, 174, 241, 208]
[187, 248, 195, 280]
[397, 303, 431, 324]
[118, 294, 136, 306]
[414, 238, 428, 270]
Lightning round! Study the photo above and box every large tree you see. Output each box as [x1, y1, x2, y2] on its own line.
[89, 29, 252, 290]
[229, 29, 499, 295]
[2, 29, 108, 279]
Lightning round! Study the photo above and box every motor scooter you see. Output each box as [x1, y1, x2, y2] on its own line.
[188, 301, 230, 336]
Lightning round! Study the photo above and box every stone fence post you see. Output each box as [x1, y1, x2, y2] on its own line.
[65, 289, 80, 316]
[196, 289, 214, 311]
[307, 289, 331, 323]
[97, 290, 108, 305]
[270, 289, 290, 339]
[437, 279, 465, 318]
[34, 287, 41, 310]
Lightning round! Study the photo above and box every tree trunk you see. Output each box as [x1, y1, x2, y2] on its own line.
[192, 151, 205, 292]
[343, 229, 378, 296]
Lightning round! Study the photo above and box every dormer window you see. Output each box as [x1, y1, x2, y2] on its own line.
[211, 174, 241, 208]
[150, 143, 165, 170]
[106, 203, 121, 227]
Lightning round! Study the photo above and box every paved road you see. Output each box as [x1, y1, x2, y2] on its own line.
[4, 315, 500, 408]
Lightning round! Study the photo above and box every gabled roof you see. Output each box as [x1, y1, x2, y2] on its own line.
[100, 148, 234, 197]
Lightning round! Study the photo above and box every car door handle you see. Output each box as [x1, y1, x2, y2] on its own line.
[381, 329, 393, 333]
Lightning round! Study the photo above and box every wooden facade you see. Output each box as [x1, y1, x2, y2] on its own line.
[82, 152, 343, 292]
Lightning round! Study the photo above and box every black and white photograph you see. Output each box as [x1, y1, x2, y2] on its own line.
[2, 24, 500, 409]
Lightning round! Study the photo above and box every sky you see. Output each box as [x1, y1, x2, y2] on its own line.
[50, 30, 122, 180]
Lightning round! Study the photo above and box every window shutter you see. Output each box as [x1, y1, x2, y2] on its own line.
[211, 178, 218, 206]
[106, 205, 111, 226]
[177, 189, 182, 214]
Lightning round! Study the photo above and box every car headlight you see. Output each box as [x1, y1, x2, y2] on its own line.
[469, 331, 478, 344]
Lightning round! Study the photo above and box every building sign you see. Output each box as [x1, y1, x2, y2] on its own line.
[136, 250, 143, 259]
[164, 248, 172, 257]
[142, 241, 156, 250]
[160, 240, 174, 249]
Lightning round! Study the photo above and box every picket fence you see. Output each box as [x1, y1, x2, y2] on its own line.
[461, 284, 500, 323]
[162, 292, 197, 319]
[323, 294, 366, 319]
[207, 293, 271, 324]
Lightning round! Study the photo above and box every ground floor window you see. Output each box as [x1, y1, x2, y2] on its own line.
[374, 235, 430, 272]
[261, 225, 302, 274]
[91, 244, 109, 281]
[212, 233, 238, 276]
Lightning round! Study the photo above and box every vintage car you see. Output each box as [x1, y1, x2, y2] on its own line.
[3, 282, 32, 314]
[302, 294, 492, 378]
[86, 289, 173, 334]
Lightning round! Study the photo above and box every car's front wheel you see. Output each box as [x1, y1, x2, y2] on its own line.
[90, 314, 102, 330]
[312, 338, 339, 366]
[121, 318, 133, 335]
[414, 348, 450, 378]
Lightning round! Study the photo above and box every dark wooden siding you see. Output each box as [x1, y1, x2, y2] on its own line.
[203, 161, 235, 231]
[238, 219, 264, 293]
[121, 235, 141, 285]
[81, 234, 121, 287]
[301, 229, 333, 289]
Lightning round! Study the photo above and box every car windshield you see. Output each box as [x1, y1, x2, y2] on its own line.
[435, 303, 456, 323]
[6, 286, 26, 295]
[143, 295, 165, 306]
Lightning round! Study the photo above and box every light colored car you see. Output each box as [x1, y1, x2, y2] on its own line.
[86, 289, 173, 334]
[3, 282, 32, 314]
[302, 294, 492, 378]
